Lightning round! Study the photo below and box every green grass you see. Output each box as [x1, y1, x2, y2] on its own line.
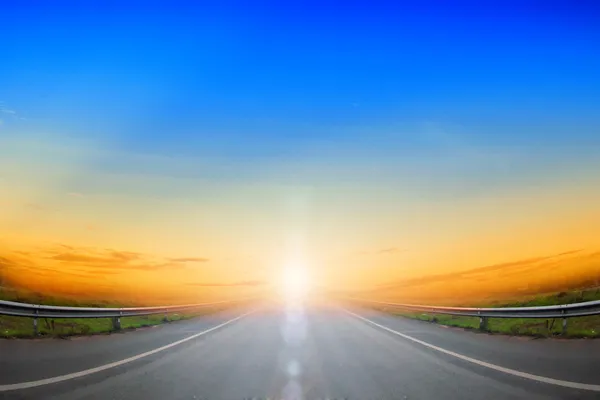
[0, 307, 230, 339]
[374, 287, 600, 339]
[0, 287, 233, 338]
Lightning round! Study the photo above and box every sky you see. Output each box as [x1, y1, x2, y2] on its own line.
[1, 2, 600, 303]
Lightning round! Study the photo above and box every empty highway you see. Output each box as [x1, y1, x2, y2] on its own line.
[1, 300, 599, 399]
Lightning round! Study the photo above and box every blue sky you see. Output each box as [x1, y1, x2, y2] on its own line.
[3, 1, 599, 197]
[2, 2, 600, 291]
[3, 1, 600, 155]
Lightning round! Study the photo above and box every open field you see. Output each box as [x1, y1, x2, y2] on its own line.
[369, 287, 600, 338]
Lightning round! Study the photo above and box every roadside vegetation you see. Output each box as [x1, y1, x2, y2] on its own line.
[0, 310, 223, 339]
[373, 287, 600, 339]
[0, 286, 231, 339]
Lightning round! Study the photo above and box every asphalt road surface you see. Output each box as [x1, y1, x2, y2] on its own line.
[1, 300, 600, 399]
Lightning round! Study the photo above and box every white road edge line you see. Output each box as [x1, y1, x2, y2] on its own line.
[344, 309, 600, 392]
[0, 310, 254, 392]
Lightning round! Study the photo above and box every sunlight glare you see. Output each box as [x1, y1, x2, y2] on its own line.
[280, 263, 311, 300]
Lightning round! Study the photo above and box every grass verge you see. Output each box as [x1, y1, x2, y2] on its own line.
[0, 306, 232, 339]
[372, 287, 600, 339]
[0, 287, 236, 339]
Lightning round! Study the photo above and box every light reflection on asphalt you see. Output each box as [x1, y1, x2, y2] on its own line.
[280, 299, 308, 400]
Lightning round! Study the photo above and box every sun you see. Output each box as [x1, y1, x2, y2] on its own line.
[279, 263, 311, 300]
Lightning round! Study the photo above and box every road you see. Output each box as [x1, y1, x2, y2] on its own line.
[1, 300, 599, 399]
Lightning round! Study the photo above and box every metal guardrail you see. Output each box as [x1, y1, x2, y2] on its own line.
[347, 298, 600, 333]
[0, 298, 250, 334]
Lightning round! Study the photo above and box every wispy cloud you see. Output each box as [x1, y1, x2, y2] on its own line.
[369, 249, 600, 305]
[169, 257, 209, 263]
[0, 104, 25, 127]
[39, 246, 204, 272]
[24, 202, 46, 211]
[47, 250, 143, 265]
[49, 253, 115, 264]
[186, 280, 264, 287]
[67, 192, 85, 198]
[377, 249, 586, 290]
[378, 247, 401, 254]
[0, 244, 240, 304]
[0, 108, 16, 115]
[356, 247, 404, 256]
[106, 250, 141, 261]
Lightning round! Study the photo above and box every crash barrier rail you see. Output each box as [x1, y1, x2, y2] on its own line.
[0, 298, 250, 334]
[346, 297, 600, 333]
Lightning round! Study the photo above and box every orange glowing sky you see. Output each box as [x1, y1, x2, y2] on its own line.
[2, 4, 600, 304]
[1, 131, 599, 304]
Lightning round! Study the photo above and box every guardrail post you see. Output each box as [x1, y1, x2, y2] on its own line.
[561, 309, 567, 335]
[112, 314, 122, 331]
[478, 312, 488, 331]
[479, 317, 488, 331]
[33, 309, 39, 336]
